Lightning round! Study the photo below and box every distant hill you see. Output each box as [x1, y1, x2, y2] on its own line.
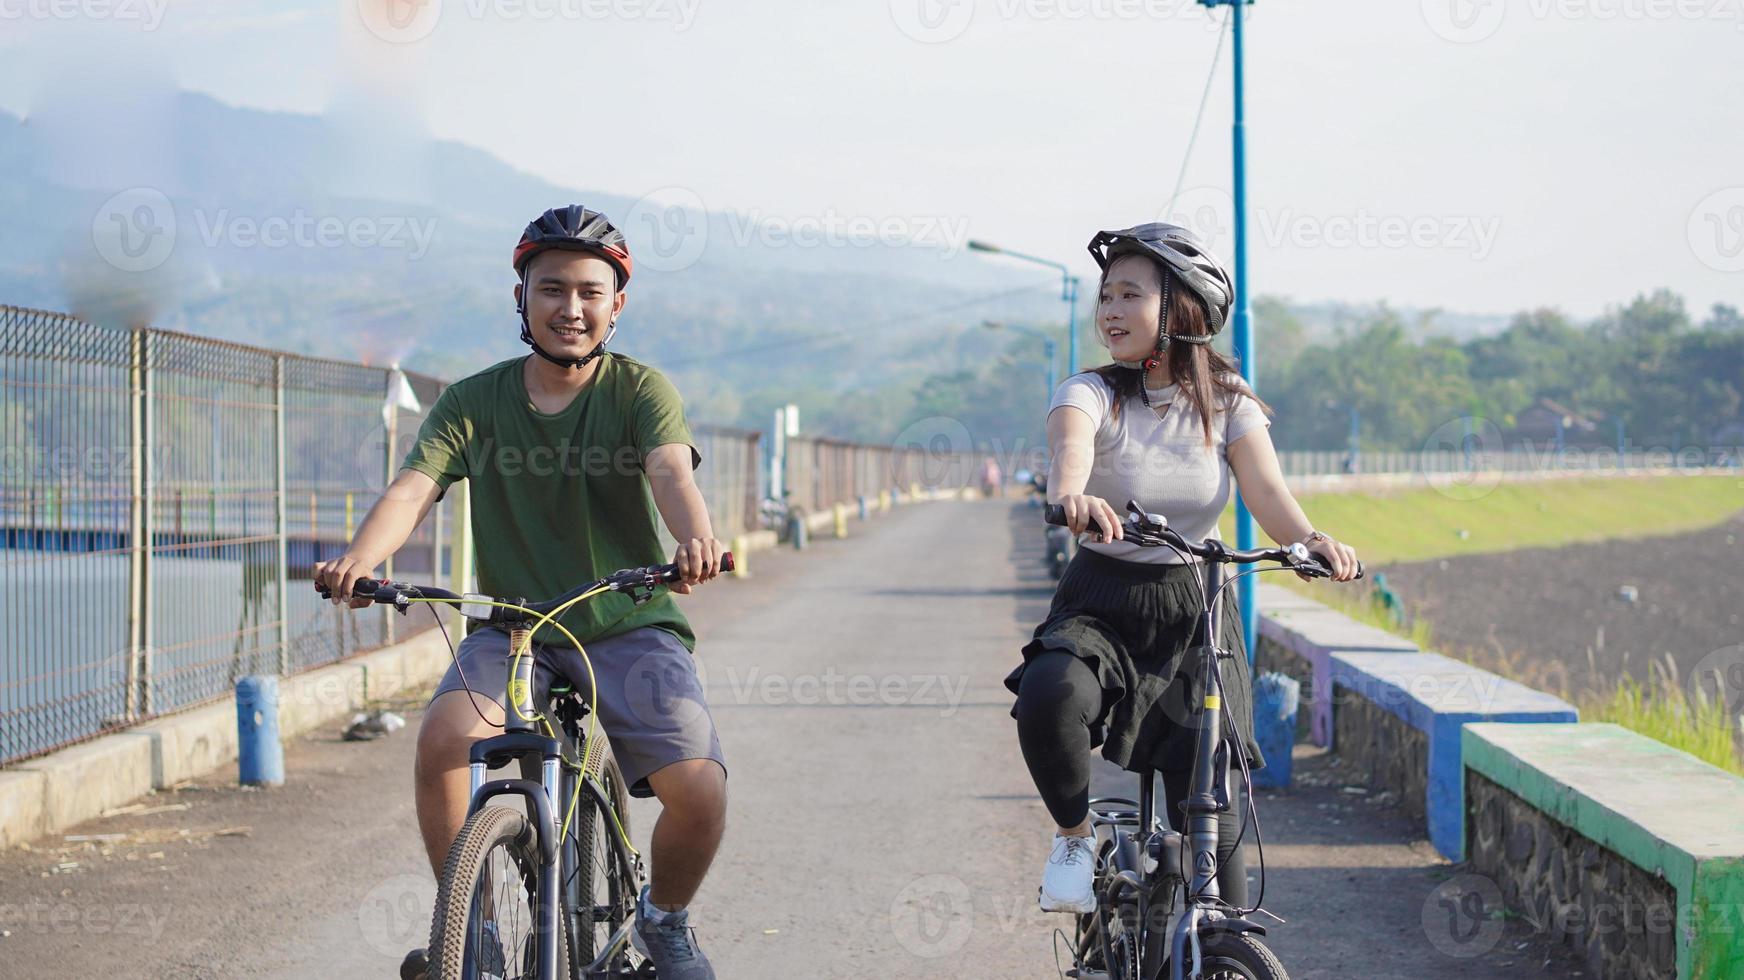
[0, 91, 1514, 437]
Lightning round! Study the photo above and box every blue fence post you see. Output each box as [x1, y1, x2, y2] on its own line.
[1251, 672, 1299, 789]
[236, 675, 285, 786]
[858, 495, 869, 521]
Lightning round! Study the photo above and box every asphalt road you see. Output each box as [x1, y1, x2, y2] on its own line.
[0, 498, 1587, 978]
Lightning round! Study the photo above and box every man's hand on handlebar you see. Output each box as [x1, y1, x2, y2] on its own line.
[313, 554, 380, 608]
[670, 536, 729, 594]
[1053, 494, 1123, 543]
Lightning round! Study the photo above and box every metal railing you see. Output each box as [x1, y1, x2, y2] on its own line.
[0, 307, 766, 766]
[1274, 449, 1738, 478]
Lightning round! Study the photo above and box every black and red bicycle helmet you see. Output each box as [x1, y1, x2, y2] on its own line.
[513, 205, 632, 369]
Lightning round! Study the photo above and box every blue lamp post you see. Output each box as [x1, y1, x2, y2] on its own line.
[1197, 0, 1259, 662]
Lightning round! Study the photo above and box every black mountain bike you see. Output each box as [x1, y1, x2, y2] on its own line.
[1042, 501, 1360, 980]
[319, 554, 732, 979]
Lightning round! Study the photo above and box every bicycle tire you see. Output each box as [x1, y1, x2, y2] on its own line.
[565, 752, 634, 973]
[429, 804, 570, 980]
[1194, 930, 1288, 980]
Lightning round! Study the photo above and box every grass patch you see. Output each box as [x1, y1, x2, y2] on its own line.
[1245, 474, 1744, 772]
[1220, 474, 1743, 566]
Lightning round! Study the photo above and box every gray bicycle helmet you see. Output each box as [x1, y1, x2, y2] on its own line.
[1087, 222, 1234, 334]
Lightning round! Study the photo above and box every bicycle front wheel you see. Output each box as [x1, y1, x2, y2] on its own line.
[1195, 931, 1288, 980]
[429, 804, 569, 980]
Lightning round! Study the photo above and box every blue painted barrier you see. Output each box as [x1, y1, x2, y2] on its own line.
[236, 675, 285, 787]
[1329, 651, 1577, 860]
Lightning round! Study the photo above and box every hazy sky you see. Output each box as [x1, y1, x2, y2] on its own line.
[3, 0, 1741, 320]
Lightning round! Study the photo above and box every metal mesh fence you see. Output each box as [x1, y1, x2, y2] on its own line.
[1, 306, 918, 765]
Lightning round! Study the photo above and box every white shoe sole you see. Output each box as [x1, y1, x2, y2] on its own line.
[1038, 887, 1097, 914]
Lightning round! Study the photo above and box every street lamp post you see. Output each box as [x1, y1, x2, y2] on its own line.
[1196, 0, 1259, 663]
[968, 240, 1082, 379]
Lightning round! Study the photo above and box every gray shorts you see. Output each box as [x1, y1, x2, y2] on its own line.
[429, 625, 726, 799]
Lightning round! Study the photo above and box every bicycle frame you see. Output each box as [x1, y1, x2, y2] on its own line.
[1078, 556, 1270, 980]
[465, 623, 644, 979]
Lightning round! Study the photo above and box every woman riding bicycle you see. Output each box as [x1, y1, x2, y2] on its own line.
[1007, 222, 1360, 915]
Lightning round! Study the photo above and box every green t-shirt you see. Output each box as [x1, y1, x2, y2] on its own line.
[401, 353, 700, 652]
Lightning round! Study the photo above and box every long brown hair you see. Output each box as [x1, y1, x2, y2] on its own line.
[1085, 258, 1270, 446]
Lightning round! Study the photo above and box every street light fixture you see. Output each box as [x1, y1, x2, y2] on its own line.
[968, 240, 1082, 379]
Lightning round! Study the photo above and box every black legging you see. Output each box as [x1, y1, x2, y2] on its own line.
[1015, 650, 1247, 906]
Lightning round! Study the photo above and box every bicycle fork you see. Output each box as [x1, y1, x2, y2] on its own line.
[464, 624, 565, 978]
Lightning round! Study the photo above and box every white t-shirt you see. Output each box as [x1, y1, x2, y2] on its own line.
[1049, 371, 1271, 565]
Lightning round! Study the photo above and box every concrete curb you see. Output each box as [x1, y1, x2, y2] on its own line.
[1329, 650, 1578, 861]
[1254, 581, 1419, 747]
[0, 488, 938, 849]
[1464, 722, 1744, 979]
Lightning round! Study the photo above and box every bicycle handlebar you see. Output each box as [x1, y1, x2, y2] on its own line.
[315, 553, 736, 619]
[1044, 501, 1363, 580]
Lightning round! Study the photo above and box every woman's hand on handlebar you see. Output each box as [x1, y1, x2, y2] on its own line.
[1299, 533, 1361, 583]
[1054, 494, 1123, 543]
[670, 536, 729, 594]
[313, 554, 379, 608]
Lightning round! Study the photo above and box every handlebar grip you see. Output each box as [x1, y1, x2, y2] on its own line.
[352, 577, 383, 594]
[1044, 503, 1107, 538]
[652, 552, 737, 583]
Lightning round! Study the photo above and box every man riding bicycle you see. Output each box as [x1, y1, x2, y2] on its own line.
[314, 205, 729, 980]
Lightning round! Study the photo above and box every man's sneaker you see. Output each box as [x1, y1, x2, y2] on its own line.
[631, 885, 716, 979]
[398, 948, 429, 980]
[1039, 833, 1098, 913]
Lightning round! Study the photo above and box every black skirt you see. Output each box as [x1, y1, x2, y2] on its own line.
[1004, 547, 1266, 774]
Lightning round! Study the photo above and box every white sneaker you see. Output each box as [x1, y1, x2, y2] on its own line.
[1038, 833, 1097, 913]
